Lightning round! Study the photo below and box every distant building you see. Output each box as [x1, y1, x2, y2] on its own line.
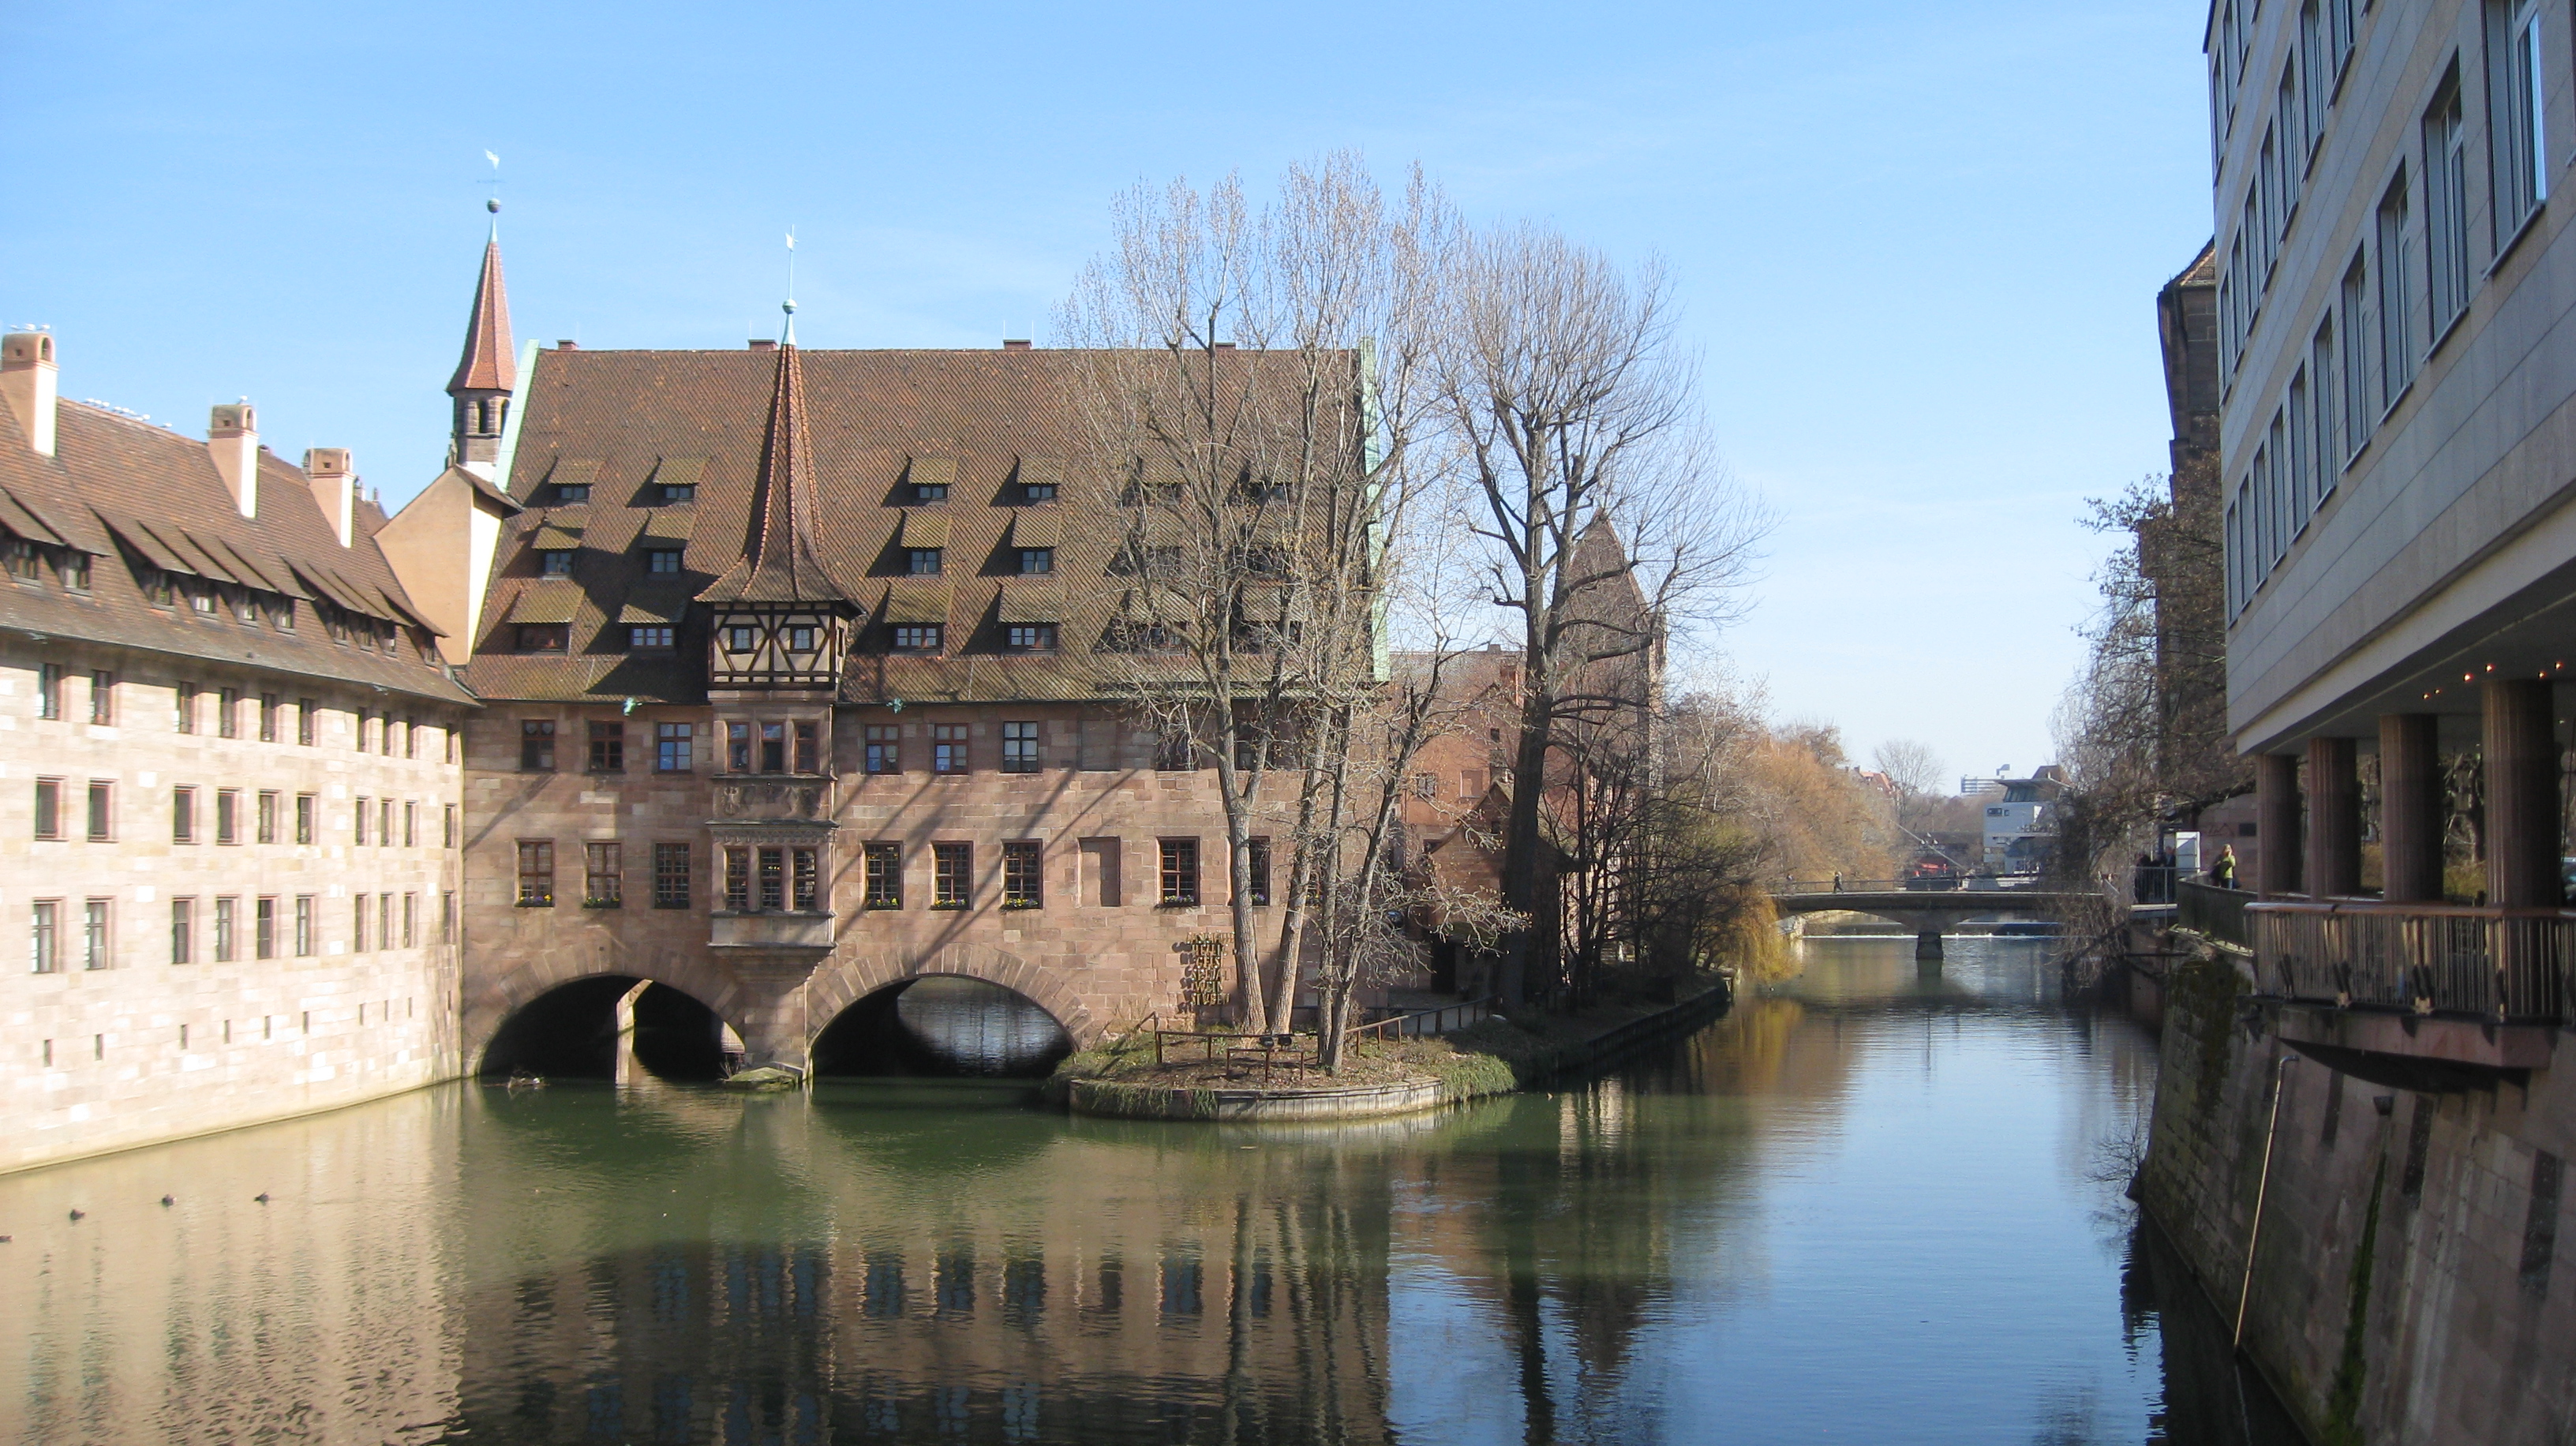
[1979, 766, 2065, 874]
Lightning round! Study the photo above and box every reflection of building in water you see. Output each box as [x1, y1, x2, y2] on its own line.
[439, 1092, 1397, 1444]
[0, 1090, 466, 1444]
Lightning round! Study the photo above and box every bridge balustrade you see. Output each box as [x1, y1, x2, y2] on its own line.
[2248, 900, 2574, 1024]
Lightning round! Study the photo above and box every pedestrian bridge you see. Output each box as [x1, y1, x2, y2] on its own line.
[1770, 882, 2099, 957]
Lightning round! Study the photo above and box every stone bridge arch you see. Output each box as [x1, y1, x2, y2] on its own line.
[806, 943, 1099, 1051]
[463, 938, 749, 1073]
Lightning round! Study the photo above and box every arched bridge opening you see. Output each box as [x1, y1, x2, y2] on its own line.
[479, 975, 737, 1083]
[811, 976, 1073, 1079]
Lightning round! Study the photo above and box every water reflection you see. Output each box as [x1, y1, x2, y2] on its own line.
[0, 938, 2304, 1444]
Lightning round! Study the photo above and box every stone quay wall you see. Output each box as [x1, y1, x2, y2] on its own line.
[0, 642, 468, 1173]
[2139, 950, 2576, 1444]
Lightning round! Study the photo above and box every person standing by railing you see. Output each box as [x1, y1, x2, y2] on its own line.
[2212, 845, 2237, 890]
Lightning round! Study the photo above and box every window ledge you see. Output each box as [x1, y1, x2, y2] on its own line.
[929, 901, 970, 912]
[1001, 900, 1043, 912]
[2488, 201, 2547, 279]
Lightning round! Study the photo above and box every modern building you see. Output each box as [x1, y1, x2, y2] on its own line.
[2141, 5, 2576, 1440]
[409, 249, 1324, 1077]
[1978, 766, 2064, 874]
[0, 329, 473, 1171]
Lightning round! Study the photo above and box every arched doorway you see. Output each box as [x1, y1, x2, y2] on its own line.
[810, 977, 1073, 1078]
[478, 975, 737, 1082]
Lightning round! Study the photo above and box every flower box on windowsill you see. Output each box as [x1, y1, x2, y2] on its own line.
[582, 898, 623, 909]
[865, 899, 903, 911]
[1156, 900, 1201, 910]
[929, 901, 969, 912]
[1000, 899, 1042, 911]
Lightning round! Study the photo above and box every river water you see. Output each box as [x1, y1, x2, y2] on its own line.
[2, 936, 2306, 1444]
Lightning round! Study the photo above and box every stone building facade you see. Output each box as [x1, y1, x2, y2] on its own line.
[432, 279, 1316, 1074]
[0, 330, 473, 1172]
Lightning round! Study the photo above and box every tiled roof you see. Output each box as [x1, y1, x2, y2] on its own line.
[0, 399, 473, 705]
[698, 341, 853, 606]
[447, 239, 517, 395]
[466, 346, 1355, 706]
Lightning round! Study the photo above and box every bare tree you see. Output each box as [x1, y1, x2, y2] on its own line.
[1434, 227, 1765, 1005]
[1056, 156, 1452, 1036]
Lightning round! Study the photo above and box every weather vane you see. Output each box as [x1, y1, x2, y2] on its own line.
[482, 149, 503, 230]
[783, 226, 798, 344]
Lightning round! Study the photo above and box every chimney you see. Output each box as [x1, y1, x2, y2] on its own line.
[556, 339, 578, 350]
[304, 448, 355, 546]
[748, 338, 778, 351]
[208, 402, 258, 519]
[1, 332, 58, 457]
[1002, 339, 1032, 351]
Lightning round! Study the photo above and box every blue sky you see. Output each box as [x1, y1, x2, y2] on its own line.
[3, 1, 2211, 781]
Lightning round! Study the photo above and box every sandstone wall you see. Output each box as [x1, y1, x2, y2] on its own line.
[0, 645, 467, 1173]
[2140, 952, 2576, 1444]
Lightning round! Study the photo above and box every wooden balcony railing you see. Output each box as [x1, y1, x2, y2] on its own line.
[2248, 900, 2575, 1023]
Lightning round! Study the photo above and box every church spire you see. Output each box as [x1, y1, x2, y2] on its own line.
[447, 199, 516, 478]
[700, 332, 850, 606]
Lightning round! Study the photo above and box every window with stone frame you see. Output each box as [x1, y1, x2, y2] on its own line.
[724, 846, 751, 911]
[1002, 841, 1043, 908]
[521, 719, 557, 771]
[1001, 721, 1040, 774]
[1245, 837, 1272, 906]
[215, 788, 240, 845]
[1159, 839, 1200, 906]
[257, 691, 278, 741]
[792, 848, 819, 911]
[794, 721, 820, 774]
[297, 698, 317, 746]
[298, 794, 316, 845]
[32, 777, 59, 839]
[588, 722, 625, 774]
[30, 900, 58, 972]
[656, 722, 694, 772]
[516, 841, 556, 907]
[585, 842, 623, 907]
[92, 672, 115, 725]
[757, 847, 787, 911]
[214, 897, 237, 961]
[653, 842, 691, 908]
[865, 842, 903, 908]
[256, 790, 277, 845]
[865, 725, 900, 774]
[934, 724, 968, 774]
[172, 787, 196, 844]
[933, 843, 972, 908]
[217, 686, 240, 737]
[86, 781, 112, 841]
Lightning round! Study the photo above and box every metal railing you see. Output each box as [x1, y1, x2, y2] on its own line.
[2177, 878, 2251, 948]
[1105, 998, 1500, 1081]
[2248, 900, 2575, 1023]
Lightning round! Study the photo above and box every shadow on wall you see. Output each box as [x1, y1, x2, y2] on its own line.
[479, 976, 734, 1082]
[812, 976, 1073, 1079]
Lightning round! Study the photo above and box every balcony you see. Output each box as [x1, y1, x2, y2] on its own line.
[2248, 899, 2563, 1084]
[710, 911, 835, 952]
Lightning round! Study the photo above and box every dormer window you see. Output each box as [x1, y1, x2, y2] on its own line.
[629, 626, 674, 650]
[552, 483, 591, 504]
[646, 549, 683, 575]
[538, 550, 573, 578]
[723, 625, 757, 653]
[1021, 480, 1058, 504]
[3, 537, 39, 581]
[893, 624, 941, 652]
[1017, 549, 1054, 575]
[60, 552, 90, 593]
[907, 548, 943, 576]
[517, 624, 569, 653]
[912, 480, 949, 503]
[659, 483, 697, 504]
[1006, 624, 1058, 652]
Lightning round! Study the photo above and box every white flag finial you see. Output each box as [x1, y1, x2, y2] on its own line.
[485, 149, 500, 170]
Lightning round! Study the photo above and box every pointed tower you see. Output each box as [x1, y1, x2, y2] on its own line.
[700, 309, 856, 691]
[447, 199, 517, 479]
